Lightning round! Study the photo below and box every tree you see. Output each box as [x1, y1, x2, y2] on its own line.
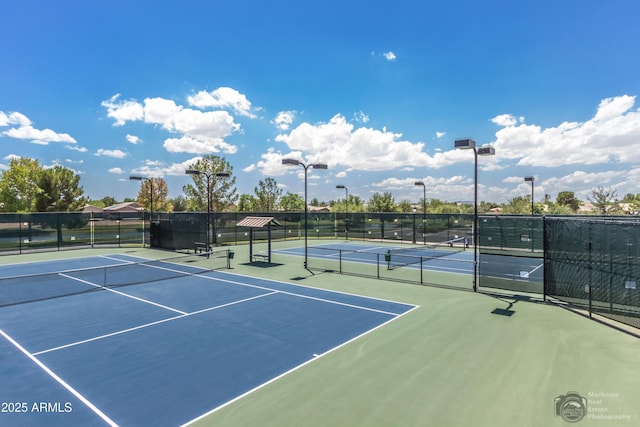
[546, 203, 575, 215]
[135, 177, 171, 212]
[368, 192, 396, 212]
[398, 200, 413, 213]
[330, 194, 366, 213]
[0, 157, 42, 212]
[556, 191, 581, 212]
[237, 194, 258, 212]
[100, 196, 117, 208]
[588, 186, 618, 215]
[309, 198, 327, 207]
[183, 155, 238, 211]
[479, 201, 499, 213]
[35, 165, 86, 212]
[280, 192, 304, 211]
[169, 196, 188, 212]
[428, 198, 466, 214]
[254, 177, 282, 211]
[501, 196, 532, 214]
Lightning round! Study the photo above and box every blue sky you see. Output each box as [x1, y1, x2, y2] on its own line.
[2, 0, 640, 206]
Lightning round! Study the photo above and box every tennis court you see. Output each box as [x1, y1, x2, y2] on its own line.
[274, 241, 544, 287]
[0, 251, 415, 426]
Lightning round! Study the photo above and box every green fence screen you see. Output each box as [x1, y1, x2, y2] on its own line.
[544, 217, 640, 329]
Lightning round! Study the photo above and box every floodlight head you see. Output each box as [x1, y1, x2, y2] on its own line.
[310, 163, 328, 170]
[524, 176, 535, 182]
[455, 139, 476, 150]
[336, 185, 346, 189]
[185, 169, 201, 175]
[282, 158, 300, 166]
[129, 176, 143, 181]
[215, 172, 230, 178]
[415, 181, 425, 186]
[477, 146, 496, 156]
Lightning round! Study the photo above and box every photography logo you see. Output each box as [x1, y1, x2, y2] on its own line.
[555, 391, 587, 423]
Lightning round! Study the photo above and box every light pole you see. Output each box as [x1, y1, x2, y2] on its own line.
[524, 176, 535, 215]
[336, 185, 348, 240]
[282, 158, 328, 269]
[454, 139, 496, 292]
[415, 181, 426, 244]
[185, 169, 230, 253]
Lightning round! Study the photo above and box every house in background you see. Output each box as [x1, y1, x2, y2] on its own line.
[82, 202, 143, 214]
[82, 204, 104, 213]
[104, 202, 144, 213]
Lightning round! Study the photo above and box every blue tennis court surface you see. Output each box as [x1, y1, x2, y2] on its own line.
[275, 242, 475, 275]
[0, 254, 416, 426]
[275, 243, 544, 284]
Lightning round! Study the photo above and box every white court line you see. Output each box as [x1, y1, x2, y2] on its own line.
[0, 328, 119, 427]
[33, 292, 279, 356]
[181, 304, 420, 426]
[528, 263, 544, 275]
[59, 273, 188, 315]
[195, 274, 404, 317]
[95, 253, 419, 316]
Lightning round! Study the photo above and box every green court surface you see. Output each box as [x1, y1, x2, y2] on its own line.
[1, 242, 639, 427]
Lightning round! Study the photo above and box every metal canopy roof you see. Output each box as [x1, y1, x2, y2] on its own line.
[236, 216, 282, 228]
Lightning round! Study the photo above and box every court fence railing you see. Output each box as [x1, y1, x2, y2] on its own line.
[1, 210, 639, 332]
[0, 211, 146, 254]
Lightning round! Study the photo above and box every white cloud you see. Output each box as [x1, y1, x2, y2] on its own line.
[187, 87, 256, 118]
[101, 94, 144, 126]
[541, 169, 629, 200]
[95, 149, 126, 158]
[383, 51, 396, 61]
[1, 113, 76, 145]
[436, 131, 446, 139]
[247, 148, 296, 176]
[126, 134, 141, 144]
[102, 93, 240, 154]
[272, 111, 296, 131]
[0, 111, 31, 127]
[354, 111, 369, 124]
[163, 135, 237, 154]
[272, 114, 459, 172]
[491, 95, 640, 167]
[491, 114, 518, 127]
[108, 167, 124, 174]
[335, 171, 347, 178]
[3, 154, 20, 161]
[130, 157, 203, 177]
[66, 145, 87, 152]
[503, 176, 531, 184]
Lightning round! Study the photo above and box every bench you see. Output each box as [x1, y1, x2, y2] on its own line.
[251, 253, 270, 262]
[194, 242, 208, 253]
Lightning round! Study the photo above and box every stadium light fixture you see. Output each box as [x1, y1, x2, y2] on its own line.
[454, 139, 496, 292]
[282, 158, 329, 269]
[524, 176, 535, 215]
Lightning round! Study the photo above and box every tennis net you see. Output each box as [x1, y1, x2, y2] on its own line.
[0, 250, 232, 307]
[386, 237, 468, 269]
